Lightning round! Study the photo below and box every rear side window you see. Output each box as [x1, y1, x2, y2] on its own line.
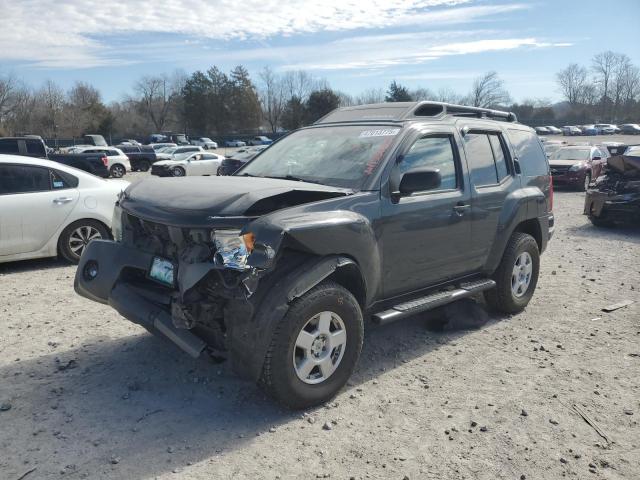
[26, 140, 47, 157]
[0, 164, 51, 194]
[488, 134, 510, 181]
[464, 133, 498, 186]
[0, 139, 20, 154]
[51, 169, 78, 189]
[400, 136, 458, 190]
[507, 129, 548, 176]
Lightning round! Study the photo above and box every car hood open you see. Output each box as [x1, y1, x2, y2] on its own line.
[120, 176, 352, 227]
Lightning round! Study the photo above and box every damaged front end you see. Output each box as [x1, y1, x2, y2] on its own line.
[584, 155, 640, 224]
[74, 175, 364, 379]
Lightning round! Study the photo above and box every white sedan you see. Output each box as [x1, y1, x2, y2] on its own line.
[0, 155, 127, 264]
[151, 152, 225, 177]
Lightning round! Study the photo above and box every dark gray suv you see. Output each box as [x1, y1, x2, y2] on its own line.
[75, 102, 554, 408]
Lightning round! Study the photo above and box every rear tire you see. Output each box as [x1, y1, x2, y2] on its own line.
[110, 164, 126, 178]
[484, 232, 540, 314]
[58, 220, 110, 264]
[260, 281, 363, 409]
[139, 160, 151, 172]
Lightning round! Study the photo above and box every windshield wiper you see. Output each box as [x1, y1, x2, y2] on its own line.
[264, 175, 323, 185]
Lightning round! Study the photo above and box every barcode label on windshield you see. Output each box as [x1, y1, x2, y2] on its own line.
[359, 129, 400, 138]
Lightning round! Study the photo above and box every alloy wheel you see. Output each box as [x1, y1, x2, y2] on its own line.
[511, 252, 533, 298]
[68, 226, 102, 258]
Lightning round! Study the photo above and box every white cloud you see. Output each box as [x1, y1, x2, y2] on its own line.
[0, 0, 537, 68]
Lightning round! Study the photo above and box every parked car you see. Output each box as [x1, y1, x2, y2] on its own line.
[594, 124, 617, 135]
[217, 146, 267, 175]
[117, 145, 157, 171]
[150, 143, 177, 151]
[150, 133, 189, 145]
[155, 146, 203, 161]
[579, 125, 598, 136]
[543, 141, 565, 158]
[545, 126, 563, 134]
[224, 139, 246, 147]
[120, 139, 141, 146]
[151, 152, 225, 177]
[0, 136, 110, 178]
[190, 137, 218, 150]
[548, 145, 607, 191]
[82, 134, 108, 147]
[247, 136, 273, 146]
[75, 101, 553, 409]
[562, 126, 583, 136]
[535, 126, 551, 135]
[0, 154, 127, 264]
[619, 123, 640, 135]
[76, 147, 131, 178]
[584, 153, 640, 227]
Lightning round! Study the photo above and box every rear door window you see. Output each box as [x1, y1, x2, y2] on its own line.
[0, 164, 51, 194]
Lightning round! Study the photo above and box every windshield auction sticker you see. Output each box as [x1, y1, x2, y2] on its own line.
[359, 128, 400, 138]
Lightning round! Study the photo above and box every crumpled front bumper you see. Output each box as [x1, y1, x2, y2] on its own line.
[74, 240, 207, 357]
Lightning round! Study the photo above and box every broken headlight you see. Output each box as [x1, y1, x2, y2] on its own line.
[212, 230, 255, 270]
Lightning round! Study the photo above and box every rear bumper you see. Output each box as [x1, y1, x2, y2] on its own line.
[74, 240, 206, 357]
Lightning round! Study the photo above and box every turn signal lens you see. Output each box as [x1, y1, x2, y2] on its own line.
[242, 232, 255, 253]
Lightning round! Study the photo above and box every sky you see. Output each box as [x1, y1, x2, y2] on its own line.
[2, 0, 639, 103]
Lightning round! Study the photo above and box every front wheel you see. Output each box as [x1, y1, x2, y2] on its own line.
[171, 166, 185, 177]
[484, 232, 540, 314]
[260, 281, 363, 409]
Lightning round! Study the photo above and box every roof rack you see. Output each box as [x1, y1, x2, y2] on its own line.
[315, 101, 517, 124]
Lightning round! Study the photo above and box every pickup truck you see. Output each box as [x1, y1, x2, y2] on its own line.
[75, 102, 554, 409]
[0, 137, 109, 178]
[117, 144, 158, 172]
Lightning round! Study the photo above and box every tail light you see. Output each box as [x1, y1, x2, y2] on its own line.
[101, 155, 108, 167]
[549, 175, 554, 211]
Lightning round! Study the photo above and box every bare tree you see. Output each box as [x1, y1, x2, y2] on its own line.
[353, 88, 385, 105]
[134, 73, 183, 131]
[0, 72, 19, 126]
[434, 87, 462, 104]
[411, 87, 436, 101]
[467, 71, 511, 108]
[258, 67, 285, 133]
[592, 51, 619, 103]
[282, 70, 316, 102]
[556, 64, 589, 105]
[33, 80, 65, 138]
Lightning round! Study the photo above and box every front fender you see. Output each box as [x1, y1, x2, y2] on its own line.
[226, 255, 361, 381]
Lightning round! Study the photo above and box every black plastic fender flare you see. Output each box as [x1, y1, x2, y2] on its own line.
[226, 255, 361, 381]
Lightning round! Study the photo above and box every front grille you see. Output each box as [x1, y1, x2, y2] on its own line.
[151, 165, 168, 175]
[550, 165, 571, 175]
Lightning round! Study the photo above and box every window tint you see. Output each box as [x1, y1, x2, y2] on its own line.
[107, 150, 119, 156]
[0, 139, 20, 154]
[51, 169, 78, 188]
[464, 133, 498, 186]
[488, 134, 509, 181]
[26, 140, 47, 157]
[400, 136, 457, 190]
[507, 129, 549, 177]
[0, 165, 51, 194]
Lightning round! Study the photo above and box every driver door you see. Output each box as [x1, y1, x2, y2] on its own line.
[380, 128, 472, 297]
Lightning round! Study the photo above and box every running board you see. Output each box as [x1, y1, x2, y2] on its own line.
[372, 279, 496, 325]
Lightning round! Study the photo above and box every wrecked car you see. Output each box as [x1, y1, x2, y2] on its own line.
[75, 101, 554, 409]
[584, 154, 640, 227]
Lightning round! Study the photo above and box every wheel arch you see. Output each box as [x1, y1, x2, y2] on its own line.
[513, 218, 542, 252]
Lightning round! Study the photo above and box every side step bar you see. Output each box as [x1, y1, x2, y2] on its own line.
[372, 279, 496, 325]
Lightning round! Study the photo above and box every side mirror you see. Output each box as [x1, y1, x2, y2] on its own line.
[398, 168, 441, 195]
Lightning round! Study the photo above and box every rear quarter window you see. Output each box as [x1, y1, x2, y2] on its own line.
[506, 129, 549, 176]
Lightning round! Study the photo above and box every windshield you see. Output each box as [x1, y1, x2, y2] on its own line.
[550, 148, 590, 160]
[238, 126, 400, 189]
[201, 138, 213, 142]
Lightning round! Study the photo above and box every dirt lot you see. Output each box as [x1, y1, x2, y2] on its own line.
[1, 160, 640, 479]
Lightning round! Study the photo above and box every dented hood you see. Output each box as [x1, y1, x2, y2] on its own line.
[120, 176, 351, 226]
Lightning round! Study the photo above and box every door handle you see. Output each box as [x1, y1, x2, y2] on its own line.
[453, 203, 470, 215]
[53, 197, 74, 205]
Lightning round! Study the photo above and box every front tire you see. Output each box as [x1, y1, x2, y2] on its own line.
[58, 220, 110, 264]
[260, 281, 363, 409]
[171, 166, 185, 177]
[484, 232, 540, 314]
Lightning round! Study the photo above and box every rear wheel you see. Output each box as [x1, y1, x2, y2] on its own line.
[138, 160, 151, 172]
[484, 232, 539, 314]
[171, 166, 185, 177]
[260, 281, 363, 409]
[58, 220, 110, 264]
[110, 164, 126, 178]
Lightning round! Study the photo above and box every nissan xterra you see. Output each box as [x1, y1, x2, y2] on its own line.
[75, 102, 554, 408]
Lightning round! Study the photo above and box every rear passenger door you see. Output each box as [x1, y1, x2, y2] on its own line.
[381, 128, 472, 296]
[460, 129, 517, 269]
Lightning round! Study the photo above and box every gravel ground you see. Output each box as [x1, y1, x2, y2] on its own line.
[1, 188, 639, 479]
